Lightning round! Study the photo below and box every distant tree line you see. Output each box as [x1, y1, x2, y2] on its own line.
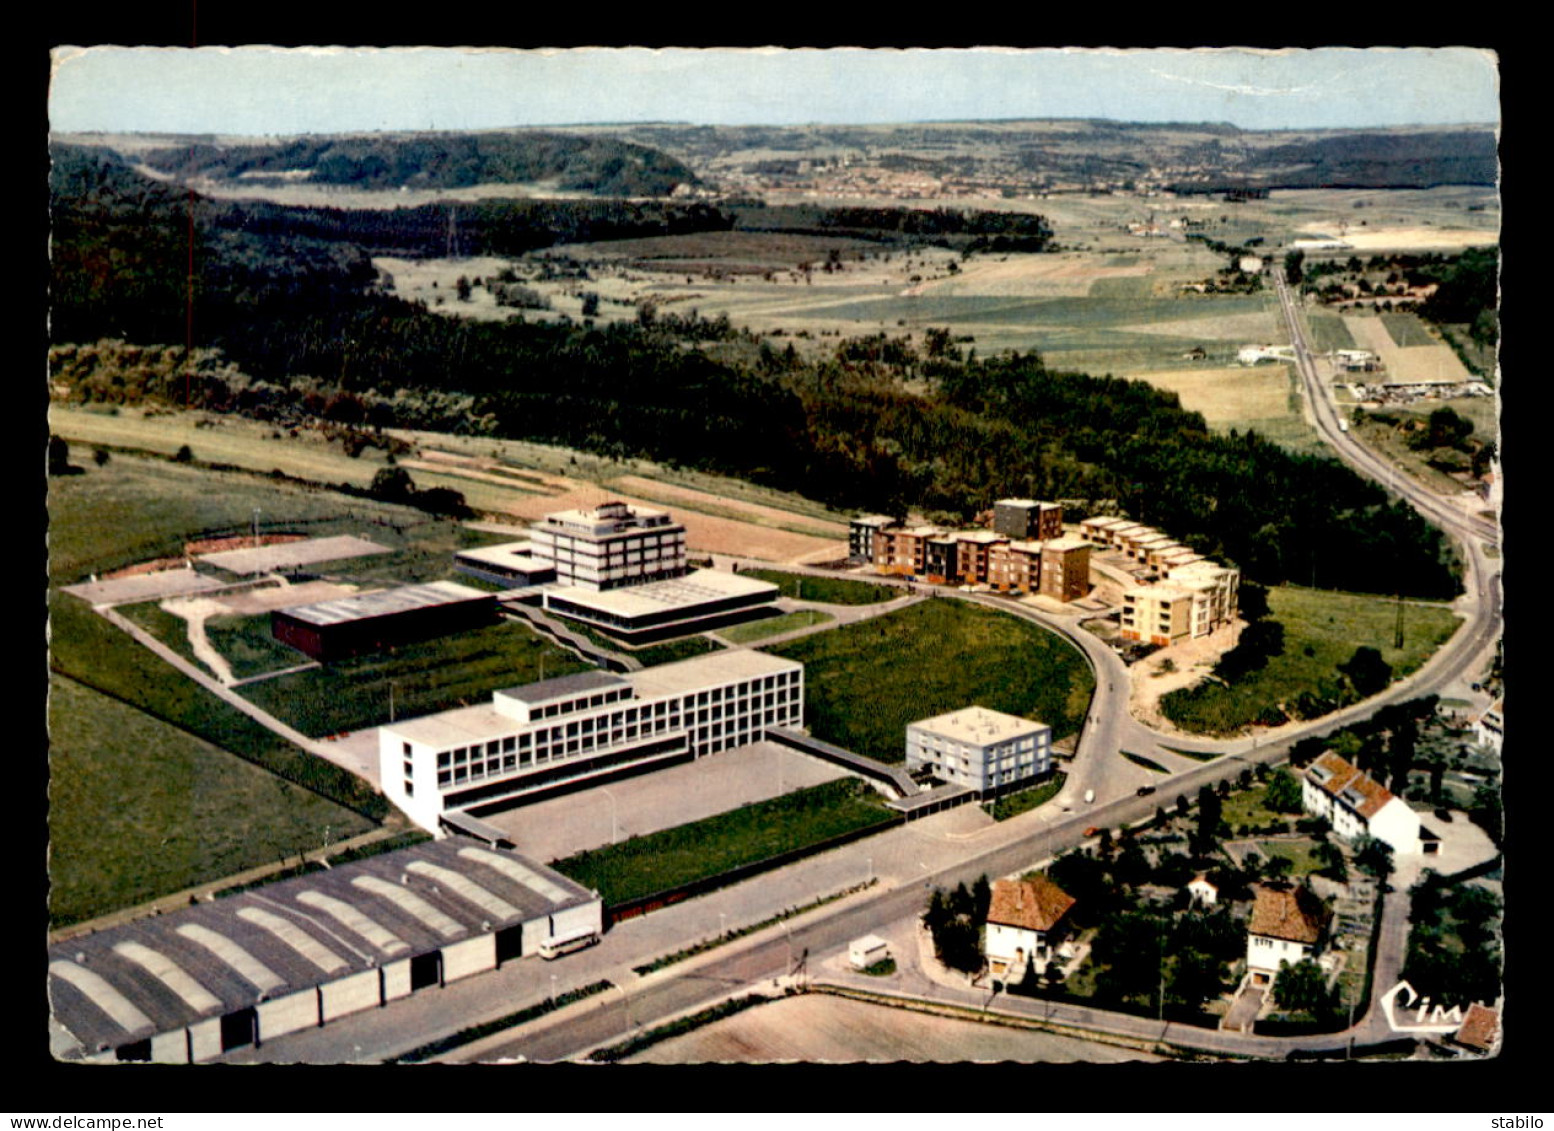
[49, 147, 1460, 601]
[139, 131, 698, 196]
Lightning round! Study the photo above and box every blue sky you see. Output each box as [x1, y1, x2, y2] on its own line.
[49, 46, 1499, 136]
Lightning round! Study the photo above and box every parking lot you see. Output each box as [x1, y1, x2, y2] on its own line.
[480, 741, 851, 864]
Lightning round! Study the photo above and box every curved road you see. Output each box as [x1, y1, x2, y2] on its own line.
[468, 272, 1502, 1064]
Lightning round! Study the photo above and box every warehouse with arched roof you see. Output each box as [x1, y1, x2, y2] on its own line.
[48, 836, 601, 1063]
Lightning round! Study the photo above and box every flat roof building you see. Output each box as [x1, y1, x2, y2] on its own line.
[993, 499, 1064, 542]
[381, 649, 805, 831]
[849, 515, 895, 562]
[49, 837, 601, 1064]
[453, 542, 558, 589]
[1120, 583, 1195, 646]
[526, 500, 688, 592]
[905, 706, 1052, 797]
[271, 581, 498, 662]
[540, 568, 779, 643]
[1038, 536, 1093, 603]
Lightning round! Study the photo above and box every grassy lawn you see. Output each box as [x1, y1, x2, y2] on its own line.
[1221, 783, 1290, 831]
[1248, 839, 1323, 878]
[117, 599, 207, 674]
[1306, 310, 1358, 352]
[737, 569, 897, 605]
[240, 621, 590, 737]
[47, 674, 373, 928]
[1379, 312, 1438, 348]
[987, 771, 1067, 822]
[50, 591, 386, 816]
[1159, 585, 1461, 736]
[559, 619, 726, 667]
[718, 609, 834, 644]
[549, 778, 894, 905]
[764, 599, 1094, 762]
[629, 636, 728, 667]
[205, 613, 317, 679]
[1121, 751, 1168, 774]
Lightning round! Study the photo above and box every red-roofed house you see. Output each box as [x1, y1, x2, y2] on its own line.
[1245, 883, 1330, 984]
[1453, 1002, 1501, 1056]
[1302, 751, 1423, 855]
[985, 876, 1076, 984]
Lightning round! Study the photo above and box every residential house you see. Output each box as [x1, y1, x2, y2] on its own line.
[1302, 751, 1424, 856]
[1245, 883, 1329, 983]
[985, 876, 1076, 985]
[1187, 874, 1218, 907]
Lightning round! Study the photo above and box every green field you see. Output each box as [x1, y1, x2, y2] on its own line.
[1306, 311, 1358, 352]
[1159, 585, 1462, 735]
[45, 453, 473, 585]
[50, 591, 386, 816]
[240, 622, 590, 737]
[764, 599, 1094, 762]
[118, 600, 205, 673]
[47, 675, 373, 928]
[718, 609, 834, 643]
[206, 613, 316, 679]
[1379, 312, 1438, 348]
[737, 569, 897, 605]
[549, 778, 894, 904]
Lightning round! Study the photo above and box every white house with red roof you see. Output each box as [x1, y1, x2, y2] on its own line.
[1302, 751, 1423, 855]
[1245, 882, 1330, 984]
[984, 876, 1075, 983]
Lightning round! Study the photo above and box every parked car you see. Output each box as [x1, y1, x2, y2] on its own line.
[1136, 786, 1157, 797]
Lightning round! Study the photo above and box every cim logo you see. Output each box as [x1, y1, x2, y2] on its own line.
[1380, 980, 1466, 1033]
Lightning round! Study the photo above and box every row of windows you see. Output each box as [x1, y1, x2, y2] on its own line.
[432, 702, 802, 791]
[530, 687, 631, 720]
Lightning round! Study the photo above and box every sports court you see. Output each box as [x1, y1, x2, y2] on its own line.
[198, 534, 392, 575]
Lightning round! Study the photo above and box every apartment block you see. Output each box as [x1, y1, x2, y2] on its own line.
[993, 498, 1064, 542]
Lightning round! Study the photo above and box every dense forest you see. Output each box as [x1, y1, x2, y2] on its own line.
[733, 203, 1054, 251]
[139, 131, 698, 196]
[49, 146, 1461, 600]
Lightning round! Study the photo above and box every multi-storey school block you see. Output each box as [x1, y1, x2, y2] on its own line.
[380, 650, 805, 833]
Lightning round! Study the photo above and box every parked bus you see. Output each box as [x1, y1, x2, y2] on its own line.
[539, 928, 600, 960]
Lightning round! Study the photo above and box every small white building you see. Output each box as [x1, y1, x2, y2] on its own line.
[1187, 874, 1218, 907]
[984, 876, 1076, 984]
[904, 707, 1052, 797]
[1473, 699, 1504, 754]
[1245, 883, 1329, 984]
[849, 935, 891, 970]
[1302, 751, 1423, 856]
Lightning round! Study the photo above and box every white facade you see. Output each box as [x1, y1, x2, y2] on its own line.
[526, 500, 688, 591]
[904, 707, 1052, 796]
[1303, 753, 1423, 856]
[382, 651, 805, 832]
[1187, 877, 1218, 907]
[1245, 931, 1317, 974]
[986, 920, 1044, 974]
[849, 935, 890, 969]
[1474, 701, 1503, 753]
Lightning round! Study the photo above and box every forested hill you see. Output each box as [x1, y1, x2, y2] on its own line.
[49, 148, 1461, 602]
[137, 131, 699, 196]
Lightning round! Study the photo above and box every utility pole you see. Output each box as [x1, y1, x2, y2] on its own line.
[1394, 590, 1406, 650]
